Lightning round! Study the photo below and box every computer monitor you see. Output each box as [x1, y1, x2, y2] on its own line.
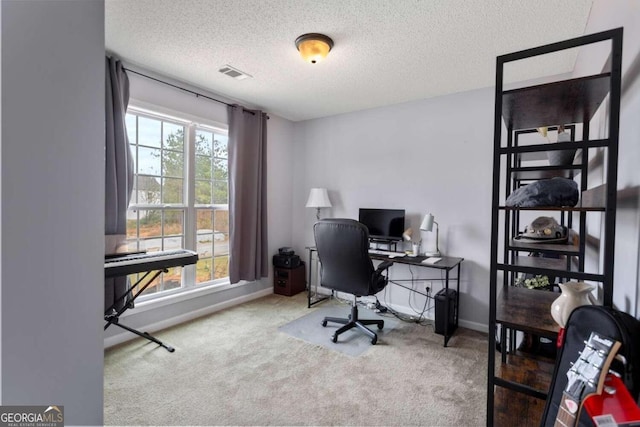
[358, 208, 405, 241]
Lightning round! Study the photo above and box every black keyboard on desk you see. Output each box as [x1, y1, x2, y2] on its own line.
[104, 249, 198, 278]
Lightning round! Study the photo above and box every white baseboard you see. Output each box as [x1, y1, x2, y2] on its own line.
[104, 287, 273, 349]
[458, 319, 488, 334]
[382, 301, 488, 334]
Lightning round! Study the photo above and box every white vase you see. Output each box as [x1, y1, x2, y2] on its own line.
[550, 281, 596, 328]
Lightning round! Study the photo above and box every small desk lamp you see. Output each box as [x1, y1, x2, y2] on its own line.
[420, 213, 440, 256]
[306, 188, 332, 220]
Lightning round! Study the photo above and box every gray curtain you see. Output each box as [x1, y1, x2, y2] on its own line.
[105, 57, 133, 312]
[227, 105, 268, 284]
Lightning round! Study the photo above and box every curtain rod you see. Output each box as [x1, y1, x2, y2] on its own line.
[124, 67, 267, 117]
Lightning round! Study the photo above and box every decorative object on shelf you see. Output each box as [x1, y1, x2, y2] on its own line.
[515, 274, 551, 290]
[514, 216, 568, 243]
[550, 281, 597, 328]
[506, 177, 579, 208]
[295, 33, 334, 64]
[305, 188, 332, 220]
[420, 213, 440, 256]
[488, 28, 622, 427]
[547, 125, 577, 166]
[536, 126, 550, 141]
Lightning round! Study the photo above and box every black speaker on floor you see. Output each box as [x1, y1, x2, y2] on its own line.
[434, 288, 456, 335]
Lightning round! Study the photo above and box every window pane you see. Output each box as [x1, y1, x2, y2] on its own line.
[140, 237, 162, 252]
[214, 256, 229, 280]
[138, 146, 161, 175]
[196, 209, 213, 230]
[163, 236, 183, 251]
[125, 114, 137, 143]
[197, 232, 213, 245]
[163, 123, 184, 151]
[135, 175, 161, 205]
[196, 209, 215, 259]
[126, 209, 138, 239]
[214, 236, 229, 256]
[214, 208, 229, 256]
[214, 209, 229, 234]
[133, 273, 160, 296]
[162, 267, 182, 290]
[213, 181, 228, 204]
[162, 178, 183, 204]
[197, 233, 213, 258]
[195, 180, 211, 204]
[162, 149, 183, 178]
[138, 210, 162, 238]
[196, 258, 213, 283]
[125, 240, 139, 252]
[195, 155, 212, 180]
[163, 210, 183, 236]
[196, 130, 212, 156]
[213, 157, 228, 181]
[138, 116, 161, 147]
[214, 134, 228, 158]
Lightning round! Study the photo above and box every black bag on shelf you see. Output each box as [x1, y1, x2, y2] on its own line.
[506, 177, 579, 208]
[540, 305, 640, 427]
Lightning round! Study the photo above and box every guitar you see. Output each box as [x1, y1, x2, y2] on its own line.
[554, 332, 621, 427]
[585, 374, 640, 426]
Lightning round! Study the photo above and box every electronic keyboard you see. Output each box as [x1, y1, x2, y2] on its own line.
[104, 249, 198, 278]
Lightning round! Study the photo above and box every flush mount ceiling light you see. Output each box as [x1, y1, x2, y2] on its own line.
[295, 33, 334, 64]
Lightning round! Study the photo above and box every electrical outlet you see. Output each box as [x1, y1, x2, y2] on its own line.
[424, 281, 432, 294]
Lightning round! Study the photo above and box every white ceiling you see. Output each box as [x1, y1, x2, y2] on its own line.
[105, 0, 594, 122]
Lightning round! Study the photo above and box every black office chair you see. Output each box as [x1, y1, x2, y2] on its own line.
[314, 218, 393, 345]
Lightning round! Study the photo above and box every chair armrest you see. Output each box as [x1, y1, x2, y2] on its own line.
[375, 260, 393, 275]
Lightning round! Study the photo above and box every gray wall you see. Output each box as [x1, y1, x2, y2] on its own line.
[1, 1, 105, 425]
[292, 88, 495, 330]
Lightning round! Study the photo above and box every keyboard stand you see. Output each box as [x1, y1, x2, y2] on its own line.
[104, 268, 175, 352]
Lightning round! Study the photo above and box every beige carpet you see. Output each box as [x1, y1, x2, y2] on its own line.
[104, 293, 487, 426]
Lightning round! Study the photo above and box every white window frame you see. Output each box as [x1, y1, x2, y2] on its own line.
[126, 102, 230, 302]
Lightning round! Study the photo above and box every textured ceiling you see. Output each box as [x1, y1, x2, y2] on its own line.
[105, 0, 594, 122]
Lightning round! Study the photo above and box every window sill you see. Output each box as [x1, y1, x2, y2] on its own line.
[120, 280, 239, 318]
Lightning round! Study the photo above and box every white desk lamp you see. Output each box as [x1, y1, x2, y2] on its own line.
[306, 188, 332, 220]
[420, 213, 440, 256]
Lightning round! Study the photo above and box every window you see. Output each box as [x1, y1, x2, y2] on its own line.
[125, 108, 229, 298]
[194, 128, 230, 284]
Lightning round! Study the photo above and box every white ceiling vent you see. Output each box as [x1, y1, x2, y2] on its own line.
[218, 65, 252, 80]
